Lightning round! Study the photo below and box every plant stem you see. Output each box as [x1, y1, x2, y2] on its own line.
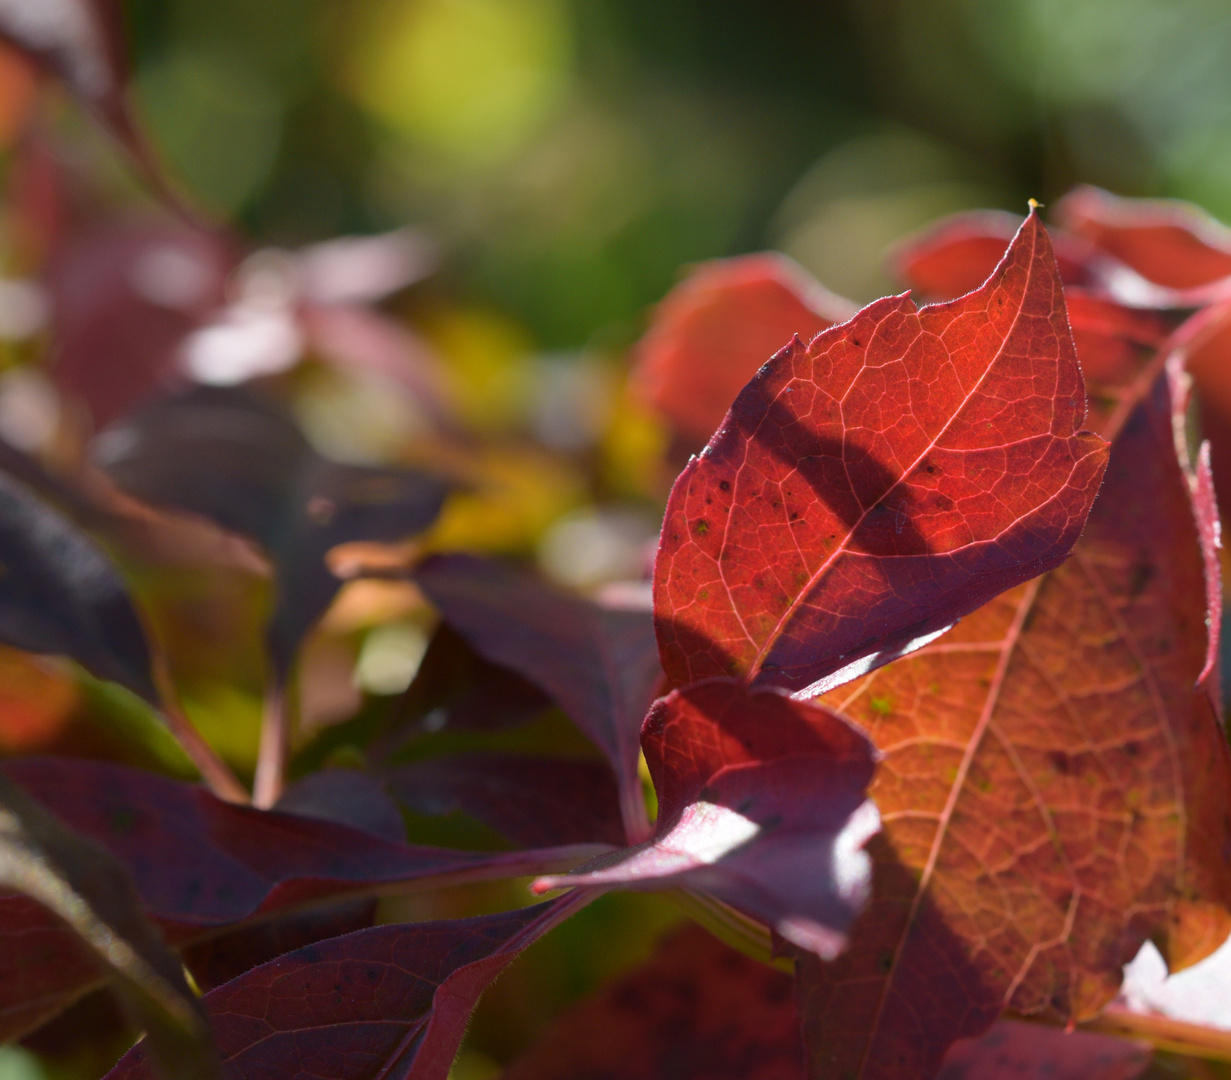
[1081, 1005, 1231, 1063]
[253, 681, 287, 809]
[151, 657, 248, 804]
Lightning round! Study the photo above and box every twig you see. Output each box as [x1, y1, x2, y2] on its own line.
[253, 681, 287, 810]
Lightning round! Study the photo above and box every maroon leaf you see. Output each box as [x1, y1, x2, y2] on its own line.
[275, 768, 407, 843]
[1056, 185, 1231, 300]
[534, 679, 879, 959]
[0, 757, 604, 1039]
[654, 208, 1110, 696]
[414, 554, 663, 842]
[387, 753, 626, 848]
[936, 1021, 1150, 1080]
[105, 896, 586, 1080]
[893, 209, 1099, 301]
[0, 0, 183, 206]
[504, 922, 807, 1080]
[634, 253, 855, 451]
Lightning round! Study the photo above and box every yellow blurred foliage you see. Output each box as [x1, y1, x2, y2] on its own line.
[600, 379, 670, 498]
[342, 0, 572, 166]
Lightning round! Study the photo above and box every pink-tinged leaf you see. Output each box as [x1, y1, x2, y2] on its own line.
[504, 922, 807, 1080]
[634, 253, 855, 451]
[936, 1021, 1150, 1080]
[0, 758, 605, 1039]
[0, 0, 185, 208]
[794, 368, 1231, 1079]
[387, 753, 626, 848]
[105, 896, 586, 1080]
[48, 222, 233, 427]
[893, 210, 1099, 301]
[414, 554, 663, 842]
[1056, 185, 1231, 301]
[654, 209, 1110, 697]
[534, 679, 879, 959]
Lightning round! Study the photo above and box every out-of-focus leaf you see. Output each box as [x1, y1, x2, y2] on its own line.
[48, 222, 232, 428]
[0, 468, 156, 701]
[0, 757, 607, 1040]
[387, 753, 626, 848]
[534, 678, 879, 960]
[0, 0, 180, 202]
[504, 922, 807, 1080]
[936, 1021, 1150, 1080]
[275, 768, 407, 842]
[634, 253, 854, 452]
[1056, 185, 1231, 300]
[794, 369, 1231, 1077]
[414, 553, 662, 841]
[105, 897, 586, 1080]
[93, 385, 450, 677]
[654, 209, 1109, 697]
[892, 209, 1100, 301]
[0, 769, 218, 1080]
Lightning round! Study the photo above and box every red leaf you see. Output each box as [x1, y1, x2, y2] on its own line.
[1056, 185, 1231, 299]
[414, 554, 663, 842]
[893, 210, 1099, 301]
[105, 897, 584, 1080]
[794, 367, 1231, 1078]
[936, 1021, 1150, 1080]
[387, 753, 627, 848]
[533, 679, 879, 959]
[634, 253, 855, 451]
[504, 922, 807, 1080]
[654, 209, 1110, 696]
[0, 758, 602, 1039]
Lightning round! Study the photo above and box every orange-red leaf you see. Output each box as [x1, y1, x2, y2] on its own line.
[634, 253, 854, 451]
[795, 366, 1231, 1079]
[654, 209, 1109, 696]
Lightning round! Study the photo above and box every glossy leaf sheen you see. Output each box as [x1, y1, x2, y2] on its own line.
[655, 210, 1109, 696]
[534, 679, 879, 959]
[414, 553, 662, 840]
[0, 469, 156, 701]
[105, 899, 580, 1080]
[796, 369, 1231, 1079]
[635, 253, 853, 450]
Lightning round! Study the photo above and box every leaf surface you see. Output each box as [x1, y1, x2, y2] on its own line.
[1056, 185, 1231, 299]
[794, 366, 1231, 1077]
[634, 253, 854, 450]
[93, 385, 450, 677]
[936, 1021, 1150, 1080]
[387, 753, 626, 848]
[0, 758, 603, 1039]
[654, 209, 1109, 696]
[533, 678, 879, 959]
[414, 553, 662, 841]
[504, 922, 808, 1080]
[105, 897, 584, 1080]
[0, 769, 218, 1080]
[0, 469, 156, 701]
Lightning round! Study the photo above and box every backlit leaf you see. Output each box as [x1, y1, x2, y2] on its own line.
[533, 678, 879, 960]
[794, 366, 1231, 1077]
[105, 897, 585, 1080]
[654, 209, 1109, 696]
[634, 253, 854, 452]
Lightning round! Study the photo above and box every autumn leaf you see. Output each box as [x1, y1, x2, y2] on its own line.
[414, 553, 662, 842]
[105, 897, 587, 1080]
[533, 678, 879, 959]
[654, 208, 1110, 696]
[0, 770, 218, 1080]
[937, 1021, 1150, 1080]
[634, 253, 855, 451]
[793, 363, 1231, 1077]
[1056, 185, 1231, 300]
[0, 758, 606, 1039]
[504, 922, 808, 1080]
